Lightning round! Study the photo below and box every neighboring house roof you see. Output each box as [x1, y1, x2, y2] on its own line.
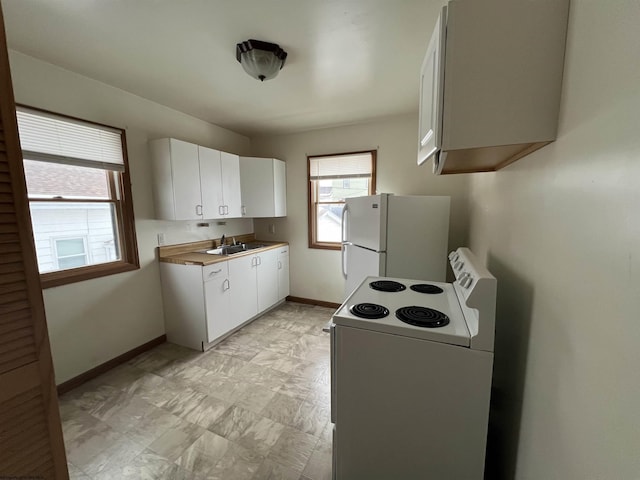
[23, 160, 109, 198]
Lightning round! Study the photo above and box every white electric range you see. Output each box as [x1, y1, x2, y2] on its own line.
[330, 247, 497, 480]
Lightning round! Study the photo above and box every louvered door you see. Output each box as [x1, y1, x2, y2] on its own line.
[0, 4, 69, 479]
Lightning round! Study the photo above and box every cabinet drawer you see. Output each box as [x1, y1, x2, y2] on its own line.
[203, 262, 228, 282]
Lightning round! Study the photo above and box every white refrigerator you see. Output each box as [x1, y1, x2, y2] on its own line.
[341, 194, 450, 299]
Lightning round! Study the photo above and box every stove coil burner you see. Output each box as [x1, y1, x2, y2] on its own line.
[350, 303, 390, 319]
[410, 284, 444, 294]
[395, 306, 450, 328]
[369, 280, 406, 292]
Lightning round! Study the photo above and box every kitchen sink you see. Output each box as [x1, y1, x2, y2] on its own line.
[244, 243, 266, 250]
[205, 243, 266, 255]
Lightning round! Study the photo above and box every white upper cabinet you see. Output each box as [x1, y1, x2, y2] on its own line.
[199, 147, 242, 219]
[239, 157, 287, 218]
[220, 152, 242, 218]
[150, 138, 202, 220]
[418, 0, 570, 175]
[198, 145, 223, 219]
[149, 138, 243, 220]
[417, 9, 445, 168]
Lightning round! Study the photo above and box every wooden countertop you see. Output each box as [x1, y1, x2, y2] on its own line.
[158, 236, 288, 266]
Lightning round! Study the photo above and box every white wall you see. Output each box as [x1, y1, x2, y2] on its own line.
[466, 1, 640, 478]
[251, 114, 470, 303]
[9, 51, 253, 383]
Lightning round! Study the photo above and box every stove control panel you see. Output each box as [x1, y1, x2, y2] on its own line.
[448, 248, 495, 294]
[448, 247, 497, 352]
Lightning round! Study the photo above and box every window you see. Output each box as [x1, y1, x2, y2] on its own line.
[54, 237, 88, 270]
[16, 106, 139, 288]
[308, 150, 376, 249]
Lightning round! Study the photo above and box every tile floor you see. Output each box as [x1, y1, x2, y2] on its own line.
[59, 302, 334, 480]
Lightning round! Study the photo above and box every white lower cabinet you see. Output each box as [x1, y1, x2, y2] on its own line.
[228, 254, 259, 329]
[230, 248, 279, 318]
[160, 246, 287, 351]
[257, 249, 279, 312]
[277, 247, 289, 300]
[203, 266, 232, 343]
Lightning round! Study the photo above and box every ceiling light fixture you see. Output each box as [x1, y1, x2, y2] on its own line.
[236, 39, 287, 82]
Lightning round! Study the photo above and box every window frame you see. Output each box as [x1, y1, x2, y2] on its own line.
[307, 150, 376, 250]
[17, 104, 139, 289]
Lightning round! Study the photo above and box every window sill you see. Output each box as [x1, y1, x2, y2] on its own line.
[40, 261, 139, 289]
[309, 242, 341, 251]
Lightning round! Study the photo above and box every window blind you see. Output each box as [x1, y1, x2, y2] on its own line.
[16, 107, 125, 172]
[309, 153, 372, 180]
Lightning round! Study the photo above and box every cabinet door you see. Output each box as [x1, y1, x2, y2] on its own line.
[171, 139, 202, 219]
[228, 255, 258, 328]
[198, 145, 224, 219]
[204, 275, 233, 343]
[257, 248, 279, 312]
[240, 156, 274, 217]
[220, 151, 242, 217]
[273, 159, 287, 217]
[417, 7, 446, 166]
[277, 248, 290, 300]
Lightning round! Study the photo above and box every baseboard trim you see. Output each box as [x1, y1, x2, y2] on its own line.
[286, 296, 341, 309]
[56, 334, 167, 395]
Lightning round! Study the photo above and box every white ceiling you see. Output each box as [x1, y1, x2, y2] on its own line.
[2, 0, 442, 137]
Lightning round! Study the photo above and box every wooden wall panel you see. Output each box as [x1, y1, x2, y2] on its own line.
[0, 3, 69, 479]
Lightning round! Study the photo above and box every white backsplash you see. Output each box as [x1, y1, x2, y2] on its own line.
[151, 217, 254, 246]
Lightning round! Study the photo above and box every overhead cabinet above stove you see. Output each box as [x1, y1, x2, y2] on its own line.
[418, 0, 570, 174]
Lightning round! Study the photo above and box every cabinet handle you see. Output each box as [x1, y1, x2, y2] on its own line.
[208, 269, 222, 277]
[196, 204, 203, 216]
[223, 279, 230, 291]
[257, 256, 262, 266]
[242, 205, 246, 216]
[278, 260, 282, 269]
[224, 205, 229, 215]
[218, 205, 224, 215]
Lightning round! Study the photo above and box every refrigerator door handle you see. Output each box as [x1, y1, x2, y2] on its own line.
[341, 242, 350, 279]
[341, 204, 350, 280]
[341, 204, 349, 243]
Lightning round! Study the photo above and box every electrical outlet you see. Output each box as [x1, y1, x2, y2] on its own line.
[269, 224, 276, 234]
[157, 233, 165, 245]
